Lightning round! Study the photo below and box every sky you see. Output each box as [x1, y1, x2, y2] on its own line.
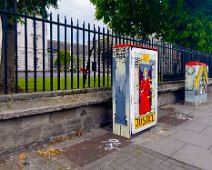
[48, 0, 105, 28]
[47, 0, 107, 43]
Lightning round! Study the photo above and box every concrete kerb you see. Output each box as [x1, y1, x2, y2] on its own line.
[159, 79, 212, 93]
[0, 87, 112, 102]
[0, 87, 112, 120]
[158, 80, 185, 93]
[1, 79, 211, 121]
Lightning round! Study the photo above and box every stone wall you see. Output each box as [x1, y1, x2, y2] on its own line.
[158, 79, 212, 108]
[0, 80, 212, 155]
[158, 80, 185, 107]
[0, 88, 112, 156]
[0, 101, 112, 156]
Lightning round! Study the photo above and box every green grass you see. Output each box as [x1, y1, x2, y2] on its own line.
[18, 76, 111, 92]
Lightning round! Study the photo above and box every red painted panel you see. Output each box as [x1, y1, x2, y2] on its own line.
[112, 44, 157, 51]
[186, 61, 208, 66]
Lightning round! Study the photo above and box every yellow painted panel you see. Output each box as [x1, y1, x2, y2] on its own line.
[142, 54, 150, 63]
[134, 112, 155, 129]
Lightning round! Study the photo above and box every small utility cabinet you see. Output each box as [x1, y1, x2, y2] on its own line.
[112, 44, 158, 138]
[185, 62, 208, 106]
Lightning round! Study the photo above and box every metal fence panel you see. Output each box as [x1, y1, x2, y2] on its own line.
[0, 1, 212, 94]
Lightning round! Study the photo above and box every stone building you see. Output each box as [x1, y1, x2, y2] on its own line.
[47, 40, 89, 71]
[0, 18, 48, 72]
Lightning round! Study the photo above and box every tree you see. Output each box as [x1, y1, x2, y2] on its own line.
[90, 0, 212, 52]
[99, 36, 112, 70]
[54, 50, 77, 71]
[0, 0, 58, 93]
[160, 0, 212, 52]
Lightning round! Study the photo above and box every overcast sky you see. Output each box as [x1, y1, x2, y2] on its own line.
[47, 0, 106, 43]
[48, 0, 105, 28]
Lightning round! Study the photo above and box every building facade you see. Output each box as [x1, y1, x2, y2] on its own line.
[0, 18, 48, 72]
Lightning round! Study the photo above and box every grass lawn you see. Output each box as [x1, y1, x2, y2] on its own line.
[18, 76, 111, 92]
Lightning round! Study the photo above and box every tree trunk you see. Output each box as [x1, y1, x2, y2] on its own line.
[0, 15, 15, 94]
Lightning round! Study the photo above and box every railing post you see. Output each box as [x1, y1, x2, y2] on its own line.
[57, 14, 60, 90]
[3, 0, 8, 94]
[64, 16, 67, 90]
[33, 9, 37, 92]
[82, 21, 85, 88]
[50, 13, 53, 91]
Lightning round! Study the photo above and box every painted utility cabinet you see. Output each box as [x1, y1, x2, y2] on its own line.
[112, 44, 158, 138]
[185, 62, 208, 106]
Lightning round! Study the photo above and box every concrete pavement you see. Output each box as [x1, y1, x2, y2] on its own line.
[137, 92, 212, 170]
[0, 93, 212, 170]
[0, 129, 201, 170]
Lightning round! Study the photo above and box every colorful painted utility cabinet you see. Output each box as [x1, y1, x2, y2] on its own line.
[185, 62, 208, 106]
[112, 44, 158, 138]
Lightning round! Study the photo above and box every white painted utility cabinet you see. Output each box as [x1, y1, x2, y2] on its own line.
[185, 61, 208, 106]
[112, 44, 158, 138]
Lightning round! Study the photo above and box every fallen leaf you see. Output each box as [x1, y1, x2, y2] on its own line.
[36, 146, 63, 158]
[75, 129, 83, 137]
[49, 136, 71, 145]
[0, 159, 5, 166]
[161, 128, 169, 132]
[18, 152, 29, 161]
[16, 163, 23, 170]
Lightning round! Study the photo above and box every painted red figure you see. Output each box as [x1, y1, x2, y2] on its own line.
[139, 69, 151, 115]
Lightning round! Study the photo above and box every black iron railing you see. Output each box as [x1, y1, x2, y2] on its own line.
[0, 1, 212, 94]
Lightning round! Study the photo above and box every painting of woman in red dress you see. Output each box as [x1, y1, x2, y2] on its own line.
[139, 67, 151, 115]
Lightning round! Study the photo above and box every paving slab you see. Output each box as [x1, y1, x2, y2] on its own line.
[170, 129, 212, 149]
[195, 115, 212, 126]
[195, 107, 212, 114]
[0, 129, 202, 170]
[138, 134, 186, 157]
[201, 126, 212, 137]
[83, 143, 200, 170]
[182, 121, 208, 133]
[171, 144, 212, 170]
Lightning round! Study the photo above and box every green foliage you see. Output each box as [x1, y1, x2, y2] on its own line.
[0, 0, 59, 93]
[54, 50, 77, 69]
[18, 76, 111, 91]
[0, 0, 58, 17]
[160, 0, 212, 52]
[0, 0, 58, 25]
[91, 0, 212, 52]
[54, 50, 70, 68]
[90, 0, 162, 38]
